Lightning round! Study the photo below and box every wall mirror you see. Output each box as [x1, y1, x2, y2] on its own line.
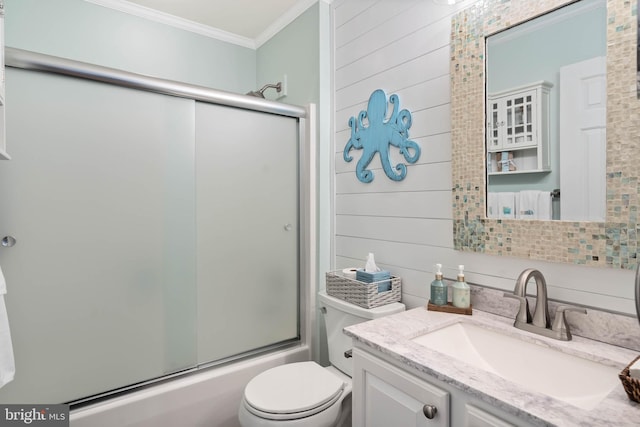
[451, 0, 640, 269]
[485, 0, 606, 222]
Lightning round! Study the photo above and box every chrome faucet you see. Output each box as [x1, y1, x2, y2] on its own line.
[504, 268, 586, 341]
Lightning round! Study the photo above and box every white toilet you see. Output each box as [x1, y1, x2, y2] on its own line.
[238, 291, 405, 427]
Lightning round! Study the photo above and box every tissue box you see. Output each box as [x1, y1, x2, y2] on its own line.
[356, 269, 391, 292]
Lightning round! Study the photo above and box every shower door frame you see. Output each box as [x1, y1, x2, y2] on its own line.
[3, 47, 316, 404]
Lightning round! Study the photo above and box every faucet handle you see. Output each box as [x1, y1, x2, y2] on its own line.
[503, 293, 531, 324]
[552, 305, 587, 341]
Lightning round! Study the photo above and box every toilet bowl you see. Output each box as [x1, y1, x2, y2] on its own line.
[238, 362, 351, 427]
[238, 291, 405, 427]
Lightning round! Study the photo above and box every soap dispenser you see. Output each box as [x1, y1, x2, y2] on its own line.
[452, 265, 471, 309]
[430, 263, 447, 306]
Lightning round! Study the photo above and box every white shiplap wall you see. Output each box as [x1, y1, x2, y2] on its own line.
[331, 0, 637, 315]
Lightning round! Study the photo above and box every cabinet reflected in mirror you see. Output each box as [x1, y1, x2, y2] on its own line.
[485, 0, 606, 221]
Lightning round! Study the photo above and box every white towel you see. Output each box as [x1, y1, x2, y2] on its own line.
[537, 192, 552, 221]
[518, 191, 540, 220]
[497, 192, 516, 219]
[0, 266, 15, 388]
[487, 192, 499, 219]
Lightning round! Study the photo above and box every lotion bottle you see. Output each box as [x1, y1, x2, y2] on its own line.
[429, 263, 447, 306]
[452, 265, 471, 309]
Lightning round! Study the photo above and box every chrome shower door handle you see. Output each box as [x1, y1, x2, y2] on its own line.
[1, 236, 16, 247]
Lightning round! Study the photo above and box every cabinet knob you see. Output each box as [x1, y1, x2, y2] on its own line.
[422, 404, 437, 419]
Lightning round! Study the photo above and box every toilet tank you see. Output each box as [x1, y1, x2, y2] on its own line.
[318, 291, 404, 377]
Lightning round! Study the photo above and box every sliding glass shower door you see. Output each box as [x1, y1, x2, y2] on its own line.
[0, 68, 198, 403]
[195, 102, 299, 364]
[0, 66, 301, 404]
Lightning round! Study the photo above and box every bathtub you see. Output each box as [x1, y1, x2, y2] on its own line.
[70, 346, 310, 427]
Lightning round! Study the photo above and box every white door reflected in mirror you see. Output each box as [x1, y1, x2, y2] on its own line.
[559, 56, 606, 222]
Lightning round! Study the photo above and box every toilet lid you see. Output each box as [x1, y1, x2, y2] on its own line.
[244, 361, 345, 415]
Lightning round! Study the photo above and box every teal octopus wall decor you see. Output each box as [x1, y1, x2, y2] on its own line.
[343, 89, 421, 183]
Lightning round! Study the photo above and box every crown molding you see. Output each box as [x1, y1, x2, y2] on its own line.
[84, 0, 256, 49]
[255, 0, 318, 48]
[85, 0, 322, 50]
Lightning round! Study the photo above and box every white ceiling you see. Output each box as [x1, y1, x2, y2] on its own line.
[125, 0, 302, 39]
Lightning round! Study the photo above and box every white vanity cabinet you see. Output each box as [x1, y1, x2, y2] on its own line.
[352, 347, 535, 427]
[486, 81, 551, 175]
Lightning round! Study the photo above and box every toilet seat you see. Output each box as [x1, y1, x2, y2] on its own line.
[243, 361, 346, 421]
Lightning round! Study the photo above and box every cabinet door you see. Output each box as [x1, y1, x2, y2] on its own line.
[487, 99, 501, 150]
[488, 91, 538, 151]
[502, 90, 536, 149]
[353, 349, 449, 427]
[465, 404, 515, 427]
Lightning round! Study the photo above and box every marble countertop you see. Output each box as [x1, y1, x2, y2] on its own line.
[344, 307, 640, 426]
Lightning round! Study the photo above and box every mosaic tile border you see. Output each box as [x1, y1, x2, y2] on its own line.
[451, 0, 640, 269]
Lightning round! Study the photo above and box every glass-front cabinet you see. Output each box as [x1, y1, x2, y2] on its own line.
[486, 81, 551, 175]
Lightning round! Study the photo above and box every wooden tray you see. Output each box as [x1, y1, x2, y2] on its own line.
[427, 301, 472, 315]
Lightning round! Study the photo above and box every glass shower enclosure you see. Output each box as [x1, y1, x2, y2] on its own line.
[0, 49, 306, 404]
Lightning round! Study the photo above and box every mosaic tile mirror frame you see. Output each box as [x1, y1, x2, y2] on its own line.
[451, 0, 640, 269]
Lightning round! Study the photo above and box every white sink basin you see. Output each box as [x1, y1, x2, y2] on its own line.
[412, 321, 620, 410]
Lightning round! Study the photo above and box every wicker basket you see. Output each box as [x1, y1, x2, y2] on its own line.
[325, 270, 401, 309]
[619, 355, 640, 403]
